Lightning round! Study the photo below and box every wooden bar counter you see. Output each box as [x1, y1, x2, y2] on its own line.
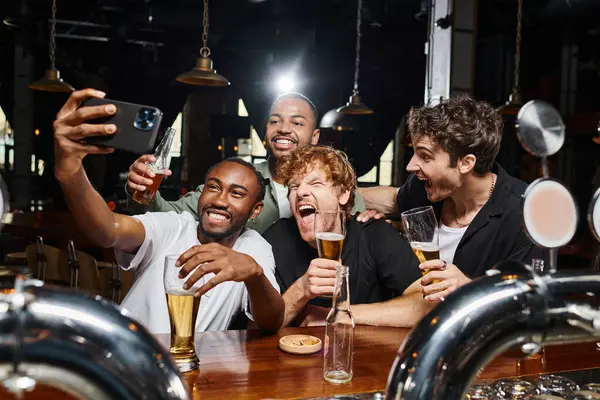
[156, 326, 600, 399]
[4, 325, 600, 399]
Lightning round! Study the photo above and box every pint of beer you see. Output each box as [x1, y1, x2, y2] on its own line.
[314, 210, 346, 299]
[164, 254, 201, 372]
[401, 206, 442, 279]
[410, 242, 441, 276]
[316, 232, 344, 262]
[314, 210, 346, 262]
[166, 290, 200, 368]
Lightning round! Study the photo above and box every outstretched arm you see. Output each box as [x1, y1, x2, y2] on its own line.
[358, 186, 399, 214]
[54, 89, 146, 253]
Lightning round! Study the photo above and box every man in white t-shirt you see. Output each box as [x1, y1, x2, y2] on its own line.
[53, 89, 284, 334]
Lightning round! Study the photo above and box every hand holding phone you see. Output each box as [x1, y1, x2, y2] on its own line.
[80, 97, 163, 154]
[53, 89, 118, 179]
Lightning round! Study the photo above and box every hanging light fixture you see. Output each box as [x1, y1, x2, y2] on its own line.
[498, 0, 523, 116]
[320, 0, 372, 130]
[337, 0, 373, 115]
[176, 0, 230, 86]
[29, 0, 74, 92]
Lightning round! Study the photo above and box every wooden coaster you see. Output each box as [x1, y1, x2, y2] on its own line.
[278, 334, 322, 355]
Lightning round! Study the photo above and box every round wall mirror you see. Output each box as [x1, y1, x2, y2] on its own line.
[516, 100, 566, 157]
[589, 187, 600, 242]
[523, 178, 578, 248]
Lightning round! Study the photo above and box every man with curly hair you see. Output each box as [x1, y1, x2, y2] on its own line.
[358, 95, 547, 303]
[263, 145, 430, 328]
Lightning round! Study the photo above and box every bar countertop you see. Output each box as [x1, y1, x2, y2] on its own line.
[156, 325, 600, 399]
[3, 325, 600, 399]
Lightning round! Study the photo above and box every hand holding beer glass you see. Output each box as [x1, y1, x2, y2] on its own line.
[401, 206, 441, 279]
[164, 254, 211, 372]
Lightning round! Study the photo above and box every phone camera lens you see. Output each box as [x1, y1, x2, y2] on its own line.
[134, 108, 157, 131]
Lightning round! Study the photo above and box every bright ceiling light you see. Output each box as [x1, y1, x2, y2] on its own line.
[275, 75, 297, 93]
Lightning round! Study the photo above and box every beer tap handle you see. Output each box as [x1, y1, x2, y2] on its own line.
[565, 303, 600, 334]
[1, 273, 42, 398]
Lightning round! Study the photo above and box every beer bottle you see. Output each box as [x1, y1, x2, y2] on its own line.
[323, 264, 354, 384]
[132, 127, 176, 205]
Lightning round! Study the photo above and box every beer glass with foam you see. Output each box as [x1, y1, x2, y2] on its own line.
[163, 254, 212, 372]
[314, 210, 346, 263]
[401, 206, 440, 276]
[314, 210, 346, 298]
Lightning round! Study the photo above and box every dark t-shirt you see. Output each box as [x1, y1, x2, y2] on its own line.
[263, 217, 421, 308]
[395, 163, 548, 278]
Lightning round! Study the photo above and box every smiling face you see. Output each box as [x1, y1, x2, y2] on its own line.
[265, 97, 320, 160]
[406, 136, 463, 203]
[288, 164, 350, 244]
[197, 161, 263, 241]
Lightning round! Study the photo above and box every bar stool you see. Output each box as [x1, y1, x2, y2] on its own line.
[60, 241, 102, 295]
[98, 257, 134, 304]
[25, 237, 66, 285]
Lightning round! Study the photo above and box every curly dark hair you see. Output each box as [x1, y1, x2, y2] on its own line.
[407, 95, 503, 175]
[276, 145, 356, 215]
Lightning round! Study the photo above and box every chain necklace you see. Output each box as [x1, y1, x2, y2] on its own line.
[451, 174, 496, 228]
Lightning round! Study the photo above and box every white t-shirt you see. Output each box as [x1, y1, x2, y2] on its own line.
[116, 211, 280, 334]
[438, 222, 468, 264]
[272, 180, 292, 218]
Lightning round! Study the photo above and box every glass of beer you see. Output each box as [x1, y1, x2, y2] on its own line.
[314, 210, 345, 298]
[401, 206, 440, 277]
[314, 210, 345, 262]
[163, 255, 210, 372]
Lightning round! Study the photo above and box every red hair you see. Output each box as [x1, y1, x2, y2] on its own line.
[276, 145, 356, 214]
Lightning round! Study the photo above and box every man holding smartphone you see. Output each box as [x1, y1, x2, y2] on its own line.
[53, 89, 284, 334]
[124, 92, 366, 233]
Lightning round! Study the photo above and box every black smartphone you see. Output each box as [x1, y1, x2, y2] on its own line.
[80, 98, 164, 154]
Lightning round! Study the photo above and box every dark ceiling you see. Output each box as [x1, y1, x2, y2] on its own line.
[0, 0, 599, 197]
[0, 0, 430, 178]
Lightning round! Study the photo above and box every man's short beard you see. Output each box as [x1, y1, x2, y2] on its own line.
[198, 216, 247, 240]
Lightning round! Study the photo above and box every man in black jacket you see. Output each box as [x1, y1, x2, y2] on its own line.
[263, 145, 431, 327]
[358, 96, 547, 303]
